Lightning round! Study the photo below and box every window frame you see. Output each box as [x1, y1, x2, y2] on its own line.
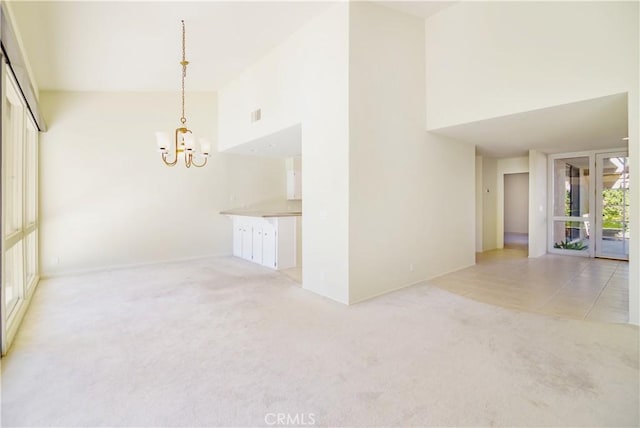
[1, 62, 40, 354]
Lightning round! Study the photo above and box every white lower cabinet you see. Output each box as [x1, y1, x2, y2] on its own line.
[252, 228, 264, 264]
[229, 216, 296, 270]
[241, 224, 253, 260]
[262, 226, 277, 268]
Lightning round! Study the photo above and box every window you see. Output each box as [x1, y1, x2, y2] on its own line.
[2, 65, 39, 351]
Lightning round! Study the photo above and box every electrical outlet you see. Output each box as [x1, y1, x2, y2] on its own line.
[409, 263, 414, 272]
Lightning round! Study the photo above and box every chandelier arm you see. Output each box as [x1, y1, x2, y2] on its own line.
[162, 151, 178, 167]
[190, 156, 208, 168]
[161, 128, 183, 167]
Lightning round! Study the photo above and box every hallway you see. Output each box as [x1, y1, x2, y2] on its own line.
[429, 249, 628, 323]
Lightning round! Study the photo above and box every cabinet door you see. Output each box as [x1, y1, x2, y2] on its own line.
[233, 221, 243, 257]
[252, 227, 263, 264]
[241, 226, 253, 260]
[262, 225, 277, 269]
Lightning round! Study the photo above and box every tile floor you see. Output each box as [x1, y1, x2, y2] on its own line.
[429, 248, 629, 323]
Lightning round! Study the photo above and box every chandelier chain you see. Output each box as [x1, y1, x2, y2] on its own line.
[157, 19, 208, 168]
[180, 19, 187, 125]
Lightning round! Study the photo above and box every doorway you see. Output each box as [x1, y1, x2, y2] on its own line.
[549, 150, 629, 260]
[504, 173, 529, 250]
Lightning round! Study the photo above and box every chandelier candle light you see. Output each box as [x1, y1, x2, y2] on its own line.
[156, 20, 211, 168]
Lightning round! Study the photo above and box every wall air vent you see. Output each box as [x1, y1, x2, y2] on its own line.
[251, 108, 262, 123]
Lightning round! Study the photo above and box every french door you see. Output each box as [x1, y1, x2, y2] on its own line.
[595, 152, 629, 260]
[549, 150, 629, 260]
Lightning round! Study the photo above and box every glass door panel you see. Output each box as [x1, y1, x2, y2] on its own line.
[596, 153, 629, 259]
[551, 156, 592, 255]
[552, 221, 590, 252]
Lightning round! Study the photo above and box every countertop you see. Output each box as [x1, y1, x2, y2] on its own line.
[220, 209, 301, 218]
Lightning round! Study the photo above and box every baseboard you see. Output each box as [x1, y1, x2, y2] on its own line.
[39, 252, 232, 279]
[348, 262, 477, 305]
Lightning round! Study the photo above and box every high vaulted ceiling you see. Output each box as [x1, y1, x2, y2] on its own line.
[9, 1, 334, 92]
[10, 1, 454, 93]
[10, 2, 626, 159]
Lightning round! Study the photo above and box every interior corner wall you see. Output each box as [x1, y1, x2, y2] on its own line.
[39, 91, 286, 276]
[528, 150, 547, 258]
[425, 1, 639, 129]
[482, 157, 497, 251]
[475, 155, 483, 252]
[348, 2, 475, 303]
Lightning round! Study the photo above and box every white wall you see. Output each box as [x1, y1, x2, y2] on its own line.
[422, 134, 476, 278]
[504, 173, 528, 234]
[3, 1, 39, 99]
[299, 4, 350, 303]
[475, 155, 483, 252]
[39, 91, 286, 276]
[219, 4, 351, 303]
[425, 1, 639, 129]
[348, 2, 474, 303]
[482, 157, 497, 251]
[217, 31, 303, 151]
[528, 150, 547, 258]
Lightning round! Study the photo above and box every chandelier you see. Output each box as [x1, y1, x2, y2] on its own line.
[156, 20, 210, 168]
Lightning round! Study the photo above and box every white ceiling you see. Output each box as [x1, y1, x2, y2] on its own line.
[10, 1, 333, 92]
[377, 1, 455, 19]
[431, 93, 629, 158]
[10, 1, 455, 93]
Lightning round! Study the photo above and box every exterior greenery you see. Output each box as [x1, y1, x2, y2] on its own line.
[602, 188, 628, 231]
[554, 239, 588, 250]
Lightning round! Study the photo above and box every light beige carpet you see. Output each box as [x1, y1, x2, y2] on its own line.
[1, 256, 638, 427]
